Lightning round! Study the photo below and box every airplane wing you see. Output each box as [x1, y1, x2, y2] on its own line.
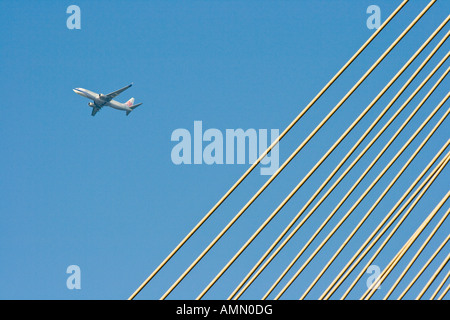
[91, 106, 101, 116]
[104, 83, 133, 101]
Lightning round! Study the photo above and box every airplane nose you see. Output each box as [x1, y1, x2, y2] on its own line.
[73, 88, 83, 96]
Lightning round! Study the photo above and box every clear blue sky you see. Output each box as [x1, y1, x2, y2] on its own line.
[0, 0, 449, 300]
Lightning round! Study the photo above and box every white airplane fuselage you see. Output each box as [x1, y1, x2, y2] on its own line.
[73, 88, 132, 112]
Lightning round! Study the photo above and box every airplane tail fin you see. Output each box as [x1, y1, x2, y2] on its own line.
[125, 97, 135, 107]
[126, 103, 143, 116]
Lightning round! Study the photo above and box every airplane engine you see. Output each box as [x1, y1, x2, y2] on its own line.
[88, 102, 95, 107]
[99, 94, 106, 100]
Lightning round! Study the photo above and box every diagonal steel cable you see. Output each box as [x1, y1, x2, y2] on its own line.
[437, 281, 450, 299]
[415, 250, 450, 299]
[232, 16, 447, 302]
[322, 143, 450, 299]
[338, 152, 450, 300]
[362, 197, 449, 300]
[299, 30, 450, 300]
[396, 234, 449, 299]
[197, 14, 450, 301]
[383, 205, 449, 299]
[272, 94, 450, 300]
[302, 143, 450, 299]
[160, 0, 430, 300]
[429, 270, 450, 300]
[128, 0, 410, 301]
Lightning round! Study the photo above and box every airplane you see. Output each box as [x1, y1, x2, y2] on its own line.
[73, 83, 142, 116]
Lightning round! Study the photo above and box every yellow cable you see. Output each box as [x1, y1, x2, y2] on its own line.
[196, 12, 450, 302]
[430, 270, 450, 300]
[270, 88, 450, 299]
[219, 16, 450, 301]
[233, 50, 450, 300]
[384, 208, 449, 299]
[304, 150, 449, 299]
[126, 0, 410, 301]
[397, 235, 449, 299]
[437, 281, 450, 300]
[416, 252, 450, 300]
[300, 29, 450, 299]
[322, 143, 450, 299]
[160, 0, 424, 300]
[362, 198, 449, 300]
[340, 154, 450, 300]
